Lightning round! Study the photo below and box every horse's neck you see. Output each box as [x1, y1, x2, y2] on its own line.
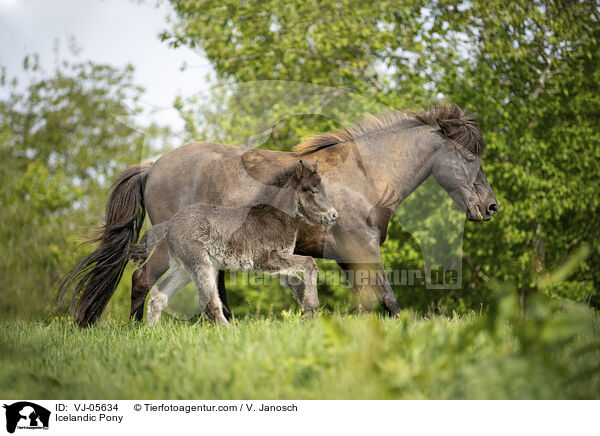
[358, 128, 438, 207]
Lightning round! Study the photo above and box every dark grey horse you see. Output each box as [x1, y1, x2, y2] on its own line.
[129, 160, 337, 326]
[60, 104, 498, 327]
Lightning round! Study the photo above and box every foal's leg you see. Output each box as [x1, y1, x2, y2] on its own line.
[190, 263, 230, 326]
[147, 262, 190, 326]
[134, 261, 232, 322]
[266, 253, 320, 315]
[279, 272, 319, 317]
[178, 245, 229, 326]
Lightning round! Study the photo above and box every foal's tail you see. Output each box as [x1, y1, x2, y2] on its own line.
[128, 221, 169, 267]
[58, 162, 153, 327]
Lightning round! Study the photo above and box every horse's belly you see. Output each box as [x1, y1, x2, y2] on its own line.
[294, 222, 337, 259]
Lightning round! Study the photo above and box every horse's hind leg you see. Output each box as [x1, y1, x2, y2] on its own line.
[147, 261, 190, 326]
[130, 269, 149, 321]
[217, 270, 232, 321]
[130, 241, 170, 321]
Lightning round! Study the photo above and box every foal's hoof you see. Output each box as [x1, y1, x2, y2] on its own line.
[348, 306, 361, 315]
[301, 309, 318, 320]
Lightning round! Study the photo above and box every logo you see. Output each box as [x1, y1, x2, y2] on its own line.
[3, 402, 50, 434]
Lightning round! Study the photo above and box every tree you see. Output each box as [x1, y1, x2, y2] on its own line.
[0, 55, 166, 319]
[432, 0, 600, 306]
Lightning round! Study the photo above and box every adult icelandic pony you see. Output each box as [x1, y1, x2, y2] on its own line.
[60, 104, 498, 327]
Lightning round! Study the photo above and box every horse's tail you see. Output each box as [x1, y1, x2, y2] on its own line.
[128, 221, 169, 267]
[58, 162, 153, 327]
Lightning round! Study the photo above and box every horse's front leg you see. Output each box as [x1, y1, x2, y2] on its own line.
[377, 267, 400, 316]
[338, 260, 399, 316]
[333, 228, 400, 316]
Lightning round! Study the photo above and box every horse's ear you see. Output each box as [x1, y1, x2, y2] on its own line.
[295, 160, 304, 179]
[436, 118, 449, 134]
[270, 186, 298, 217]
[240, 149, 298, 187]
[437, 118, 464, 137]
[313, 160, 318, 172]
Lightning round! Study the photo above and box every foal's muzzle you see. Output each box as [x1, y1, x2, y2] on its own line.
[321, 209, 339, 226]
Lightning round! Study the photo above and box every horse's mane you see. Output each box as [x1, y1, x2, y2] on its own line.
[294, 104, 485, 156]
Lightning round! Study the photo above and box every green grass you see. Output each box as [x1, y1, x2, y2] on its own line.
[1, 308, 599, 399]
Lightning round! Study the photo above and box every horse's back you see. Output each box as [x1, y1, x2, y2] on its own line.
[142, 140, 338, 259]
[144, 142, 254, 223]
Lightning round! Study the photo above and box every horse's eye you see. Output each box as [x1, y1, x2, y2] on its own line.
[460, 153, 475, 163]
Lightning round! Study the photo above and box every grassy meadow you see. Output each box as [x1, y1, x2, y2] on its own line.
[2, 306, 599, 400]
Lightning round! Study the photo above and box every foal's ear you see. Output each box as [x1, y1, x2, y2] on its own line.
[295, 160, 305, 179]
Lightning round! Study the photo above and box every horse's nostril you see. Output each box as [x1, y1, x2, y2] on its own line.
[488, 203, 498, 214]
[330, 210, 339, 221]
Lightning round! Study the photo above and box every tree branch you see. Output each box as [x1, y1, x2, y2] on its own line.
[307, 45, 384, 92]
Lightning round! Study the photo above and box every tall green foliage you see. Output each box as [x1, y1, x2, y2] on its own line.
[161, 0, 436, 99]
[432, 0, 599, 306]
[0, 56, 163, 319]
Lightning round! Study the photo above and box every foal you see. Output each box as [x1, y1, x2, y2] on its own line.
[131, 160, 338, 326]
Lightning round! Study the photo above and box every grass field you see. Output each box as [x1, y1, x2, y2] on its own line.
[1, 306, 599, 400]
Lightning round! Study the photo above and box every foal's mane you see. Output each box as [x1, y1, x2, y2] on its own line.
[294, 104, 485, 156]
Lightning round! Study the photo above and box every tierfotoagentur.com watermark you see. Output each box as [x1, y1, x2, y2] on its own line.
[226, 268, 460, 289]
